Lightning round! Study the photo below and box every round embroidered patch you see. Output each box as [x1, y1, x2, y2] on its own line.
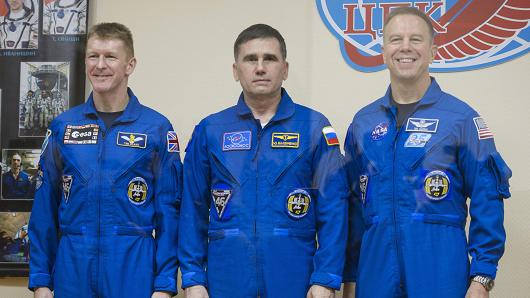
[424, 170, 450, 201]
[371, 122, 389, 141]
[286, 189, 311, 219]
[127, 177, 148, 205]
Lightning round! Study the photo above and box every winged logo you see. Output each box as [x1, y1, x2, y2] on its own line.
[317, 0, 530, 72]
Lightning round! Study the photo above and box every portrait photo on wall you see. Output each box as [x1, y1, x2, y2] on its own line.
[43, 0, 87, 35]
[0, 0, 40, 50]
[0, 212, 29, 264]
[1, 149, 39, 200]
[19, 61, 69, 137]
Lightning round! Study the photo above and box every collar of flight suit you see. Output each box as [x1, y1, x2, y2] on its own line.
[379, 77, 443, 111]
[235, 87, 296, 123]
[82, 87, 142, 124]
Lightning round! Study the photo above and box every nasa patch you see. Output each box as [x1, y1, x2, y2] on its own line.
[63, 124, 99, 144]
[424, 170, 450, 201]
[127, 177, 148, 205]
[404, 133, 432, 148]
[117, 132, 147, 149]
[286, 189, 311, 219]
[317, 1, 530, 72]
[222, 131, 251, 151]
[359, 175, 368, 204]
[211, 184, 232, 220]
[271, 132, 300, 148]
[405, 118, 439, 133]
[62, 175, 73, 203]
[371, 122, 389, 141]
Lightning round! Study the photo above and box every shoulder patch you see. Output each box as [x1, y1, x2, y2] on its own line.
[322, 126, 339, 146]
[473, 117, 494, 140]
[167, 131, 180, 152]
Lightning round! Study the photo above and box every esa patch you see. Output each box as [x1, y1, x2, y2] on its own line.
[322, 126, 340, 146]
[424, 170, 450, 201]
[63, 124, 99, 144]
[127, 177, 148, 205]
[167, 131, 180, 152]
[211, 184, 232, 219]
[359, 175, 368, 204]
[404, 133, 432, 148]
[271, 132, 299, 148]
[222, 131, 251, 151]
[117, 132, 147, 149]
[41, 129, 52, 155]
[286, 189, 311, 219]
[371, 122, 389, 141]
[405, 118, 439, 133]
[473, 117, 494, 140]
[62, 175, 73, 203]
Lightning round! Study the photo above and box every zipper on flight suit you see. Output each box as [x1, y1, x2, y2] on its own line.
[390, 110, 406, 292]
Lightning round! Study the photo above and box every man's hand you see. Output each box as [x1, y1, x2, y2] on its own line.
[34, 287, 53, 298]
[342, 282, 356, 298]
[184, 285, 209, 298]
[465, 281, 489, 298]
[152, 291, 173, 298]
[306, 285, 335, 298]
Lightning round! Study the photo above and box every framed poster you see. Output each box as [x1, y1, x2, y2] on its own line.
[0, 0, 89, 276]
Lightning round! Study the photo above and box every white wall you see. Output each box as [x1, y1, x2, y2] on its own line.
[2, 1, 528, 297]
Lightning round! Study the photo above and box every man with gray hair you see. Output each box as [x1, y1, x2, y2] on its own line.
[343, 7, 511, 298]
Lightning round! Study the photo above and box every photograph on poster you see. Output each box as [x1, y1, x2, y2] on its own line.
[43, 0, 87, 35]
[0, 212, 29, 264]
[1, 149, 39, 200]
[0, 0, 40, 49]
[19, 61, 69, 137]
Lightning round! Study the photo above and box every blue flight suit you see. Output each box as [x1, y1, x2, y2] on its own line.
[179, 89, 348, 298]
[2, 170, 33, 199]
[28, 89, 182, 297]
[343, 79, 512, 298]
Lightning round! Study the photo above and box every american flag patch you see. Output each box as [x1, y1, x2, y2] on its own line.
[473, 117, 494, 140]
[167, 131, 180, 152]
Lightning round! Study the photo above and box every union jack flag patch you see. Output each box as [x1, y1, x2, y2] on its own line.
[167, 131, 180, 152]
[473, 117, 494, 140]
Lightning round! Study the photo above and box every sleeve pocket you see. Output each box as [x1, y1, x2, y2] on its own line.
[489, 152, 512, 199]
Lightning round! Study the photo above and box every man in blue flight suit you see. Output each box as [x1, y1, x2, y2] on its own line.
[29, 23, 181, 298]
[178, 24, 349, 298]
[2, 153, 33, 199]
[342, 7, 512, 298]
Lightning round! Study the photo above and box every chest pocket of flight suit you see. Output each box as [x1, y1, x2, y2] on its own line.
[209, 151, 244, 224]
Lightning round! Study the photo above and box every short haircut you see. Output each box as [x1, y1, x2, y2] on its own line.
[383, 7, 435, 42]
[87, 22, 134, 57]
[234, 24, 287, 60]
[11, 153, 21, 160]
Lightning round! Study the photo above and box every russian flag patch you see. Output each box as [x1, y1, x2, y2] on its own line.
[322, 126, 339, 146]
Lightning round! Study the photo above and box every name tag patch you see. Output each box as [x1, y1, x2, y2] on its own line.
[271, 132, 300, 148]
[404, 133, 432, 148]
[222, 131, 251, 151]
[405, 118, 439, 133]
[63, 124, 99, 144]
[117, 132, 147, 149]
